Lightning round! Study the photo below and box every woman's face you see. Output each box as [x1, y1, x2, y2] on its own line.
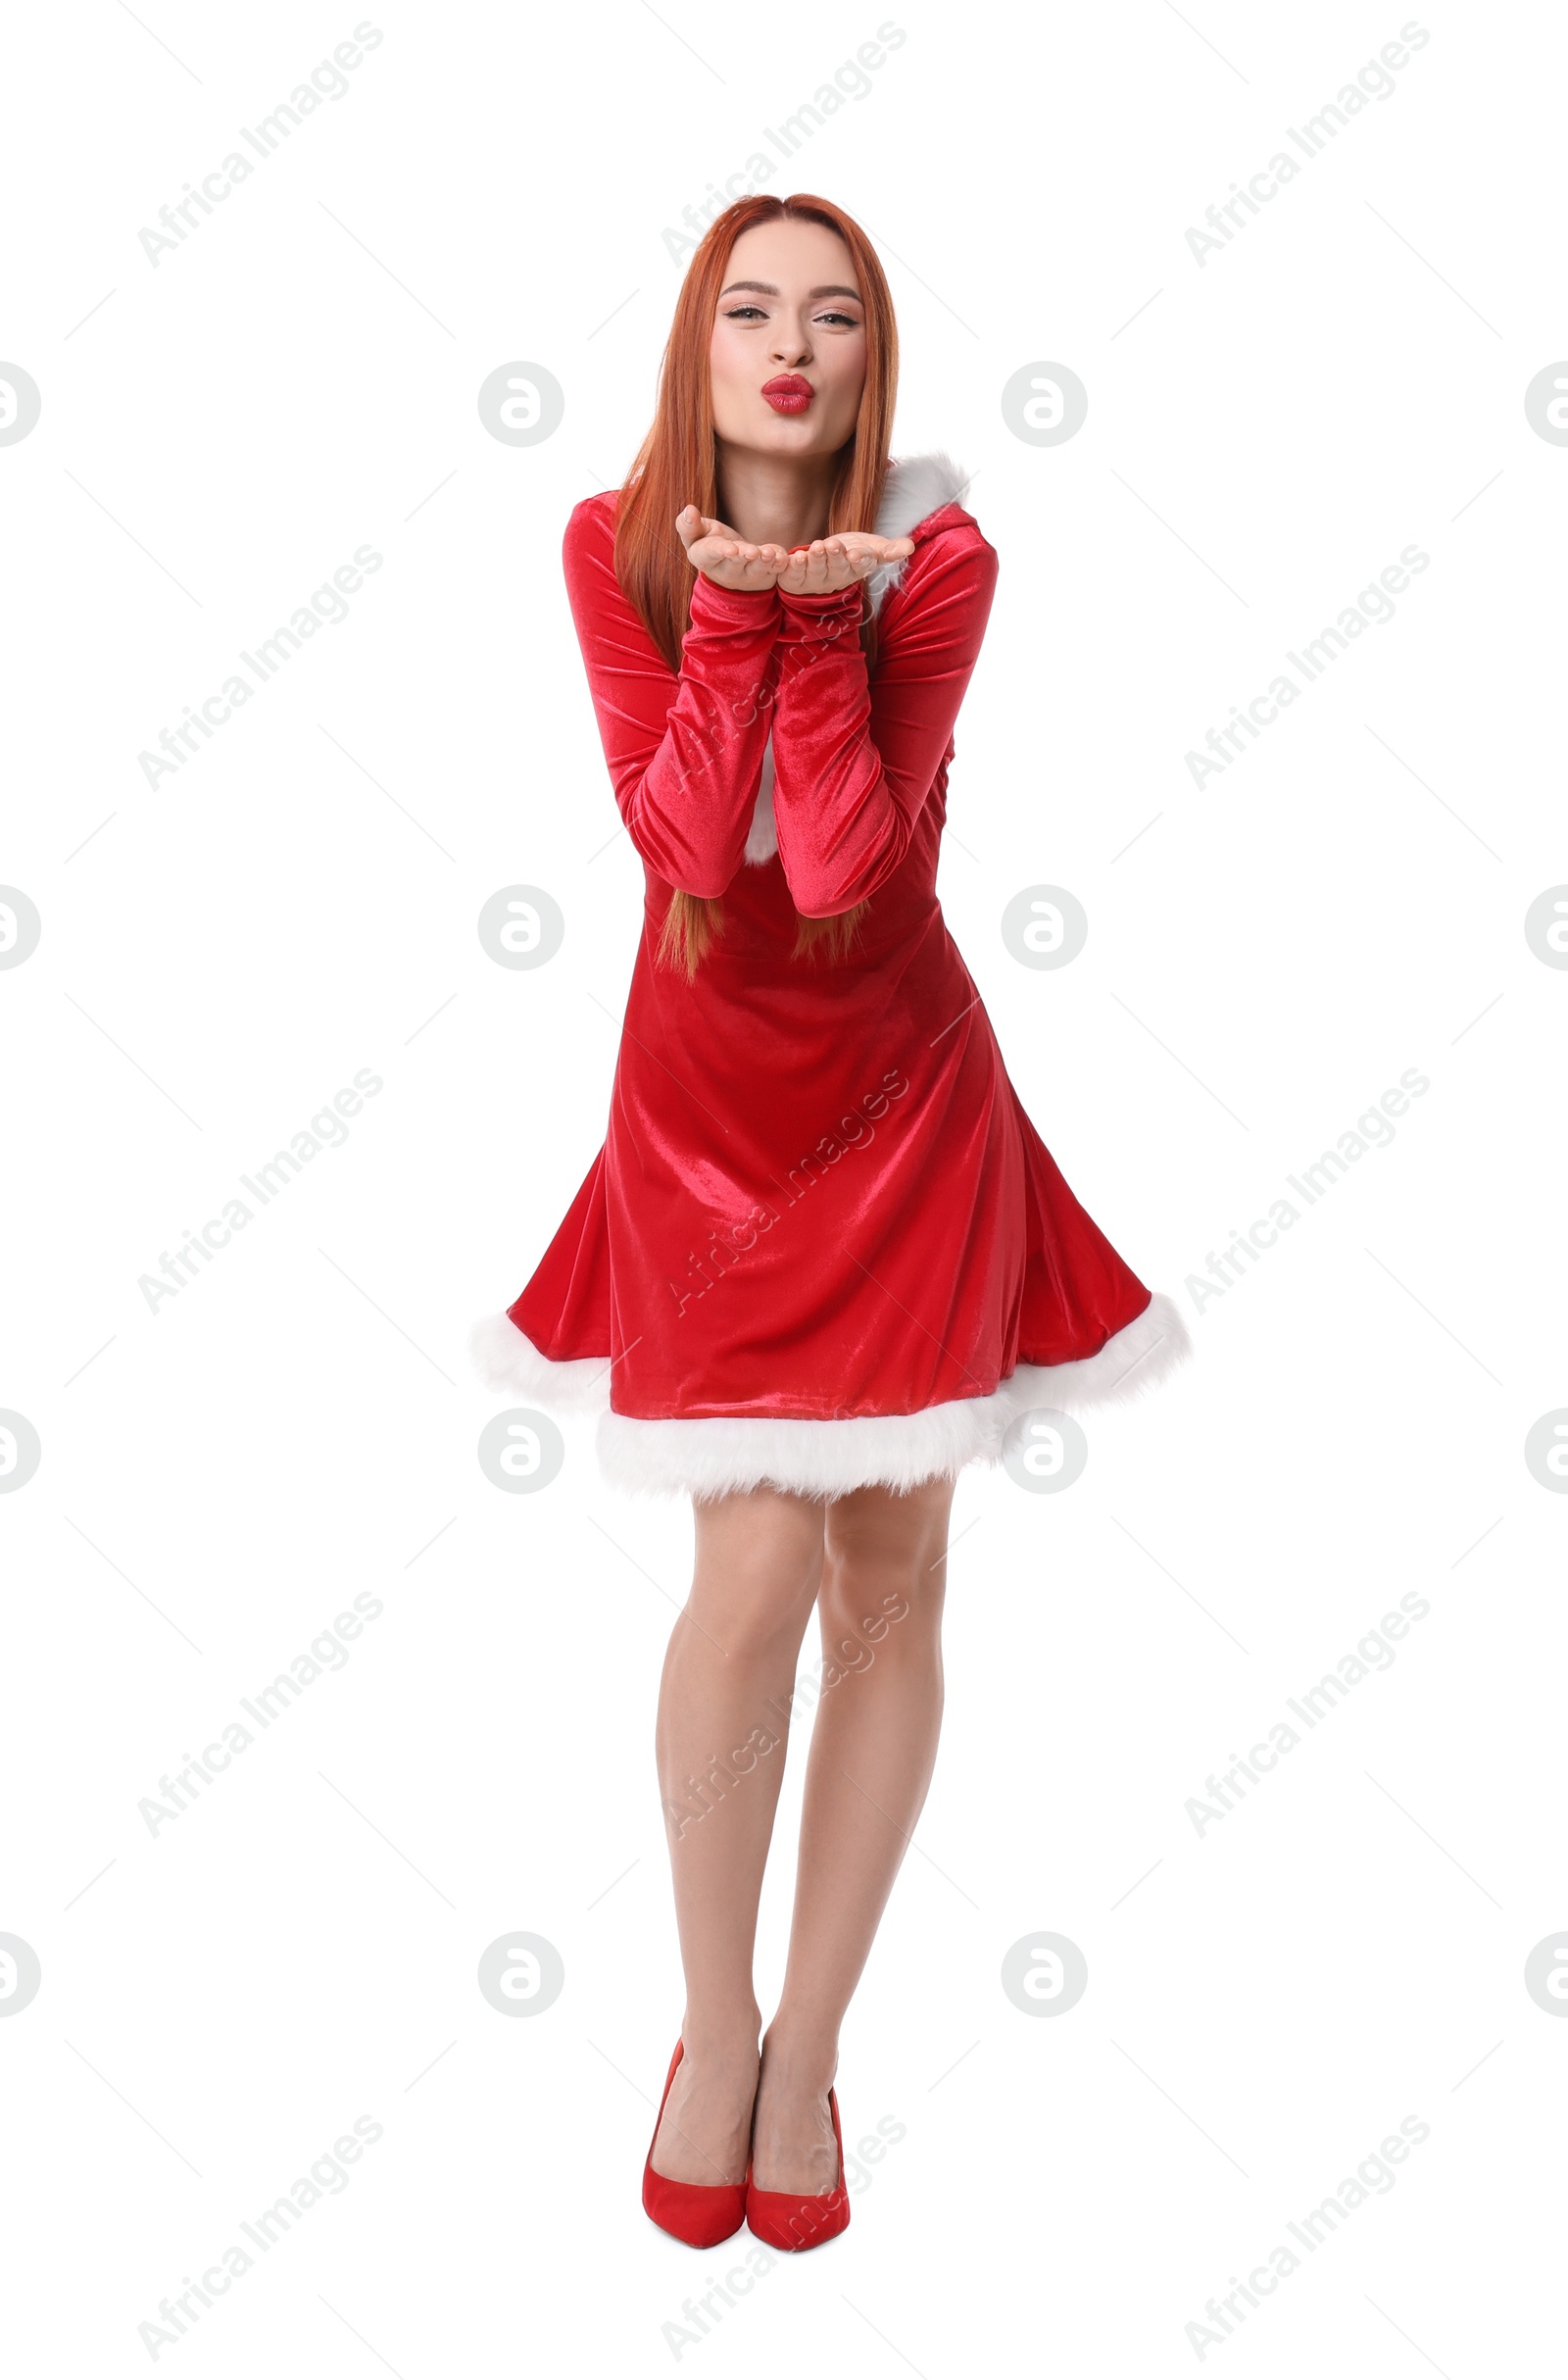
[709, 218, 868, 462]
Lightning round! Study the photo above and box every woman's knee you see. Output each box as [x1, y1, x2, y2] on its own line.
[817, 1479, 953, 1651]
[823, 1477, 954, 1589]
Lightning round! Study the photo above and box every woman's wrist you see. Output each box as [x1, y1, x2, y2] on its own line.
[774, 579, 865, 646]
[688, 569, 783, 620]
[775, 578, 863, 613]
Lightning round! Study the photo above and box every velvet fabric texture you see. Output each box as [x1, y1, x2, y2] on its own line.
[486, 472, 1187, 1486]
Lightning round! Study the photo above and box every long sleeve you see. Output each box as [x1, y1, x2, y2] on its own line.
[765, 523, 999, 917]
[561, 497, 782, 897]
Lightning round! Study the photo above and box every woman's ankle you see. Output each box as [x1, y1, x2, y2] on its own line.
[759, 2017, 839, 2092]
[679, 2006, 762, 2061]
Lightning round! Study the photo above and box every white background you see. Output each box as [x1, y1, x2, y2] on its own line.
[3, 1, 1565, 2370]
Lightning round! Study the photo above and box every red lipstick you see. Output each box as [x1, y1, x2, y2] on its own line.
[761, 374, 814, 415]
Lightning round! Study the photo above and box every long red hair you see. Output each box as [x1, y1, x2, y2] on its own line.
[612, 193, 898, 978]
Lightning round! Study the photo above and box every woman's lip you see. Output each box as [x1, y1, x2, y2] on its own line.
[762, 376, 814, 414]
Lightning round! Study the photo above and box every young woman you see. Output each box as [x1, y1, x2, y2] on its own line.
[473, 192, 1191, 2251]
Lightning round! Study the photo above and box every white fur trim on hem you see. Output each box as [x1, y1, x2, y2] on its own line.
[468, 1310, 614, 1415]
[468, 1294, 1192, 1501]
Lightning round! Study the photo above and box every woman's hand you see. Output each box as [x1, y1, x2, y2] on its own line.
[675, 506, 792, 593]
[675, 508, 916, 597]
[772, 531, 914, 597]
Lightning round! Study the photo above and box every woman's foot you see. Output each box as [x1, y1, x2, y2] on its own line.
[649, 2030, 760, 2187]
[750, 2028, 841, 2194]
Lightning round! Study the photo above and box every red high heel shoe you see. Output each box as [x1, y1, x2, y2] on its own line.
[642, 2041, 750, 2248]
[745, 2084, 851, 2251]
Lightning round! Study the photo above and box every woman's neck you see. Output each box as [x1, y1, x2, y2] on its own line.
[713, 443, 841, 549]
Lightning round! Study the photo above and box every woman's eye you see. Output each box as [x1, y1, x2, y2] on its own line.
[720, 305, 860, 326]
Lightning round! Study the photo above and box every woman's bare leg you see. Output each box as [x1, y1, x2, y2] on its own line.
[751, 1472, 956, 2191]
[649, 1484, 825, 2185]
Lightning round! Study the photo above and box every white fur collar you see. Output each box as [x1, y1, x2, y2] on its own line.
[865, 448, 972, 616]
[743, 450, 971, 864]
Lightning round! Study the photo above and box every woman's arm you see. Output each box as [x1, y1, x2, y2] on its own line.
[561, 497, 782, 897]
[764, 521, 1000, 917]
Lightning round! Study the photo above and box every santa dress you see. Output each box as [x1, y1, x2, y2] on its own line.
[471, 451, 1192, 1498]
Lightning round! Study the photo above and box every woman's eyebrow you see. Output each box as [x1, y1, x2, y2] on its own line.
[717, 280, 863, 301]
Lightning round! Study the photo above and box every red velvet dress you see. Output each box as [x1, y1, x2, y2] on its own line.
[472, 456, 1190, 1497]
